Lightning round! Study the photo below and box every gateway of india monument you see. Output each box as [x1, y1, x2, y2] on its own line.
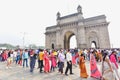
[45, 5, 110, 49]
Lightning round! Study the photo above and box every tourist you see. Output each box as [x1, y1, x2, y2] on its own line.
[16, 49, 20, 64]
[109, 51, 120, 79]
[65, 49, 74, 76]
[13, 50, 17, 63]
[50, 50, 57, 72]
[37, 49, 40, 69]
[109, 51, 118, 69]
[30, 49, 37, 72]
[79, 53, 88, 78]
[1, 50, 7, 62]
[102, 51, 116, 80]
[18, 49, 23, 66]
[90, 50, 102, 79]
[71, 49, 76, 66]
[98, 50, 103, 62]
[22, 49, 29, 68]
[117, 49, 120, 63]
[83, 49, 88, 60]
[58, 50, 65, 74]
[38, 49, 44, 73]
[43, 50, 50, 73]
[6, 50, 13, 69]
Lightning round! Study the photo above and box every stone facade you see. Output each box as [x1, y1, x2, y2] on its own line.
[45, 5, 110, 49]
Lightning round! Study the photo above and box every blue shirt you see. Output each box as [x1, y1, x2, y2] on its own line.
[23, 52, 29, 59]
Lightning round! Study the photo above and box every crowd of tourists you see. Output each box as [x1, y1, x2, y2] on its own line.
[0, 48, 120, 80]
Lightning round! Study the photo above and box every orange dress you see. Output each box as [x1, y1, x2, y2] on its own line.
[79, 56, 88, 78]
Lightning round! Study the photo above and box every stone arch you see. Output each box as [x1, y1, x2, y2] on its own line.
[64, 31, 76, 49]
[45, 5, 110, 49]
[87, 31, 99, 48]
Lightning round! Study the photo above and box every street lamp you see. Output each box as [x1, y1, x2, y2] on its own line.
[21, 32, 27, 49]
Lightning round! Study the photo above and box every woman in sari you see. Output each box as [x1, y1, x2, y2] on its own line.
[50, 50, 57, 72]
[79, 53, 88, 78]
[72, 55, 76, 65]
[109, 51, 118, 69]
[44, 50, 50, 73]
[110, 51, 120, 80]
[90, 50, 102, 79]
[102, 51, 116, 80]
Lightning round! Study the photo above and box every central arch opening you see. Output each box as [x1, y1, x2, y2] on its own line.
[64, 31, 77, 49]
[91, 41, 97, 48]
[70, 35, 77, 49]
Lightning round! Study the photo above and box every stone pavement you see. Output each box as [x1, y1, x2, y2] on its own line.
[0, 61, 120, 80]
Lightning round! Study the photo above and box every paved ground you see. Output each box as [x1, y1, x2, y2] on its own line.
[0, 61, 120, 80]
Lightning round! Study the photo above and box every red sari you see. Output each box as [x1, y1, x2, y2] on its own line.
[44, 53, 50, 73]
[72, 56, 76, 64]
[90, 54, 102, 79]
[50, 53, 57, 67]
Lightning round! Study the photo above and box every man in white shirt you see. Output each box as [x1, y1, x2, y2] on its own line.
[65, 49, 73, 76]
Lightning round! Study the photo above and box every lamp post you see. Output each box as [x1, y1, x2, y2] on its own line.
[21, 32, 27, 49]
[23, 32, 25, 49]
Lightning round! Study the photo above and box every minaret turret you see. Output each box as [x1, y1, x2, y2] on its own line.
[56, 12, 61, 20]
[77, 5, 83, 14]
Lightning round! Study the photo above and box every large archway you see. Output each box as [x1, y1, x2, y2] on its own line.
[64, 31, 76, 49]
[45, 5, 110, 49]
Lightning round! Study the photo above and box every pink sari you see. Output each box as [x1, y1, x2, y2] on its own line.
[50, 53, 57, 67]
[90, 54, 102, 79]
[110, 54, 118, 69]
[44, 53, 50, 72]
[72, 56, 76, 64]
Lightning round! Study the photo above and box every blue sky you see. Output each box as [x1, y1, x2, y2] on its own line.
[0, 0, 120, 48]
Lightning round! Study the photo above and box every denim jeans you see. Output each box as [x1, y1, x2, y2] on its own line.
[30, 57, 36, 72]
[0, 56, 2, 62]
[23, 58, 28, 67]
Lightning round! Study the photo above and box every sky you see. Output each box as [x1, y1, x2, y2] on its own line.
[0, 0, 120, 48]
